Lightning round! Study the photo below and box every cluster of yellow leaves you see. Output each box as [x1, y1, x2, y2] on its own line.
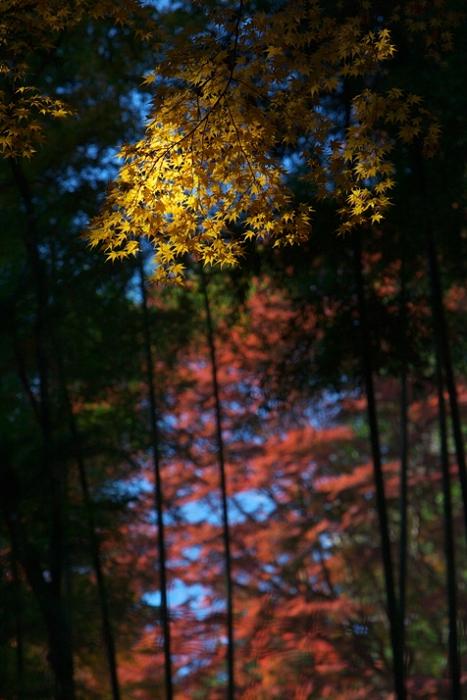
[0, 0, 156, 157]
[90, 1, 402, 282]
[0, 85, 71, 158]
[328, 88, 441, 233]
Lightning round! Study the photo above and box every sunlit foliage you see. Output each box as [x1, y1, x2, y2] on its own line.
[0, 0, 154, 157]
[88, 2, 401, 281]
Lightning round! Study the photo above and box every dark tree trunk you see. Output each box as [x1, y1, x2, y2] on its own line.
[398, 256, 409, 681]
[200, 272, 235, 700]
[435, 356, 461, 698]
[9, 528, 25, 699]
[426, 227, 467, 542]
[54, 348, 121, 700]
[1, 481, 75, 700]
[352, 230, 405, 700]
[138, 257, 173, 700]
[9, 160, 75, 700]
[413, 149, 467, 541]
[45, 606, 76, 700]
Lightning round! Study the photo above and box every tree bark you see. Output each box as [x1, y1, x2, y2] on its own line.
[0, 477, 74, 700]
[426, 226, 467, 542]
[200, 271, 235, 700]
[435, 356, 461, 698]
[352, 230, 405, 700]
[9, 159, 75, 699]
[398, 256, 409, 682]
[413, 149, 467, 542]
[9, 525, 25, 699]
[53, 347, 121, 700]
[138, 257, 173, 700]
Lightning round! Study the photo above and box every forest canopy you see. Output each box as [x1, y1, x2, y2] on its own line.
[1, 1, 467, 699]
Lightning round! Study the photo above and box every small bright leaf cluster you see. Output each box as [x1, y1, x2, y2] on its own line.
[0, 0, 155, 158]
[88, 1, 440, 282]
[330, 88, 440, 232]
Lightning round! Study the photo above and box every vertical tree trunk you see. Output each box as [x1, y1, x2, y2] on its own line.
[413, 150, 467, 541]
[1, 492, 75, 700]
[45, 607, 76, 700]
[351, 230, 405, 700]
[435, 356, 461, 698]
[9, 529, 25, 699]
[54, 348, 121, 700]
[426, 226, 467, 542]
[11, 317, 79, 700]
[200, 272, 235, 700]
[398, 256, 409, 681]
[9, 160, 75, 700]
[138, 257, 173, 700]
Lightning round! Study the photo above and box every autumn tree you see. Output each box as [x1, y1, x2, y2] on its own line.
[88, 1, 467, 697]
[2, 0, 467, 698]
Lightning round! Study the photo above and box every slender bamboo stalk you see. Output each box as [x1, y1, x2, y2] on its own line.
[54, 352, 121, 700]
[200, 272, 235, 700]
[398, 256, 409, 680]
[426, 227, 467, 542]
[9, 159, 75, 700]
[417, 151, 462, 696]
[352, 230, 405, 700]
[413, 150, 467, 542]
[138, 257, 173, 700]
[1, 479, 74, 700]
[435, 356, 461, 698]
[9, 528, 25, 699]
